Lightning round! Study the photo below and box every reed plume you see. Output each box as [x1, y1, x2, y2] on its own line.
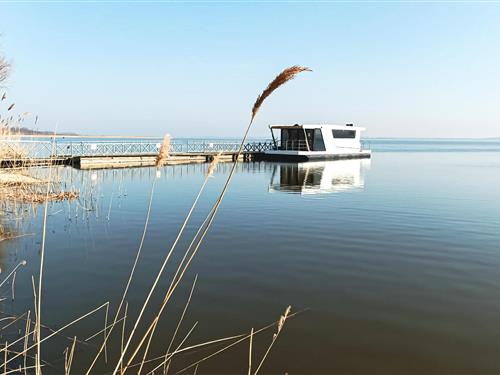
[251, 66, 311, 121]
[253, 306, 292, 375]
[0, 56, 9, 84]
[155, 134, 171, 167]
[207, 153, 221, 177]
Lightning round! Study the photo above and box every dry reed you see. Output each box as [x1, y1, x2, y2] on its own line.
[207, 153, 221, 177]
[156, 134, 171, 167]
[109, 65, 310, 375]
[173, 310, 302, 375]
[253, 306, 292, 375]
[0, 55, 9, 84]
[0, 65, 310, 374]
[251, 66, 311, 121]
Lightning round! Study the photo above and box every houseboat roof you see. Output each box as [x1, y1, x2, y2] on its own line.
[269, 123, 366, 131]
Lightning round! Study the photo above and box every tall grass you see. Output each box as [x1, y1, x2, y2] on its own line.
[0, 100, 78, 245]
[0, 65, 311, 374]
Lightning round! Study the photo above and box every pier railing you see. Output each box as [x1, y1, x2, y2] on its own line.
[0, 139, 275, 159]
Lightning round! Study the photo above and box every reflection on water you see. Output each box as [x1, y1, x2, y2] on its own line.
[269, 159, 371, 195]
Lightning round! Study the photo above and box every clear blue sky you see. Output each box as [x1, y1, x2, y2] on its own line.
[1, 1, 499, 138]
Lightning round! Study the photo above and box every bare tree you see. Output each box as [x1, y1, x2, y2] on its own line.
[0, 54, 9, 83]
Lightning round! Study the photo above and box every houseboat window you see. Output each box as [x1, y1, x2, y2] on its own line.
[280, 128, 306, 150]
[305, 129, 314, 150]
[332, 129, 356, 139]
[281, 129, 289, 144]
[313, 129, 326, 151]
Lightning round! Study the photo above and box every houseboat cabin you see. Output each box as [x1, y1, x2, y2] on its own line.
[264, 123, 371, 161]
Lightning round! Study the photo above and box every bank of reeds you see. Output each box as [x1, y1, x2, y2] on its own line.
[0, 65, 311, 374]
[0, 101, 79, 243]
[0, 171, 78, 204]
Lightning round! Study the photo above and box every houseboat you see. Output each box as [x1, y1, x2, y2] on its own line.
[263, 123, 371, 161]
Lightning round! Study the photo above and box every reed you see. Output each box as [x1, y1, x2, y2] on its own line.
[156, 134, 171, 167]
[112, 66, 310, 374]
[0, 65, 311, 374]
[173, 310, 302, 375]
[0, 54, 9, 84]
[252, 66, 312, 121]
[253, 306, 291, 375]
[0, 108, 78, 244]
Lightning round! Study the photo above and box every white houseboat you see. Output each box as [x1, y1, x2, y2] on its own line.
[264, 123, 371, 161]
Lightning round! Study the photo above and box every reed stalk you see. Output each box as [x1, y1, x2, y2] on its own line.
[11, 271, 16, 301]
[112, 66, 310, 375]
[120, 161, 221, 372]
[23, 311, 30, 375]
[85, 179, 157, 374]
[120, 302, 128, 375]
[130, 162, 220, 370]
[88, 138, 206, 373]
[253, 306, 291, 375]
[3, 302, 109, 369]
[172, 310, 301, 375]
[0, 260, 26, 289]
[248, 328, 254, 375]
[36, 134, 57, 375]
[137, 275, 198, 374]
[110, 173, 211, 374]
[127, 333, 245, 372]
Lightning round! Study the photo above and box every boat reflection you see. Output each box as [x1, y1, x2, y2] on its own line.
[268, 159, 370, 195]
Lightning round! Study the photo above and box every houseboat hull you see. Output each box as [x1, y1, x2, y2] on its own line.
[259, 150, 371, 162]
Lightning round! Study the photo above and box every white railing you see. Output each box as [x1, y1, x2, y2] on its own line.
[0, 139, 275, 159]
[276, 140, 309, 151]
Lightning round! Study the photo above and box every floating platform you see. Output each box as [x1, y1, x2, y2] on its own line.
[255, 151, 371, 162]
[1, 150, 371, 170]
[73, 152, 254, 169]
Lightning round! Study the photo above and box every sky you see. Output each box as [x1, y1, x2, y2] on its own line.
[1, 1, 499, 138]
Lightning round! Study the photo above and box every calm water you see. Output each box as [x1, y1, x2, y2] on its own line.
[2, 139, 500, 374]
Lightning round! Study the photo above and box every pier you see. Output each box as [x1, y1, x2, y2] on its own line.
[0, 139, 275, 169]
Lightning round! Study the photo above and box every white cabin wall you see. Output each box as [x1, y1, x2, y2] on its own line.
[320, 127, 337, 152]
[320, 127, 361, 152]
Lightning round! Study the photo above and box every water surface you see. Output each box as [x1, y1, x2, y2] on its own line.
[2, 139, 500, 374]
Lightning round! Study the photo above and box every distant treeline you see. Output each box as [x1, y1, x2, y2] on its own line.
[4, 127, 79, 136]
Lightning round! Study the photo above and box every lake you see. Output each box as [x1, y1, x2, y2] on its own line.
[1, 139, 500, 374]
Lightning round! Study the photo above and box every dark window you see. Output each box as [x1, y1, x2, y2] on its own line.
[332, 130, 356, 139]
[280, 128, 307, 150]
[305, 129, 314, 150]
[313, 129, 326, 151]
[281, 129, 289, 144]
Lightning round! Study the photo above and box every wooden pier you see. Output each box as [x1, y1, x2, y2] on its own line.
[74, 151, 257, 169]
[0, 139, 272, 169]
